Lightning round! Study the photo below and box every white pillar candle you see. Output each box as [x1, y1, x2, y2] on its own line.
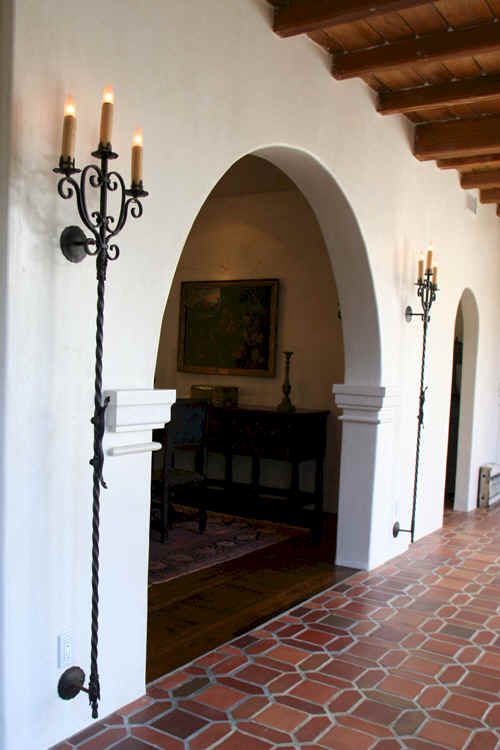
[61, 97, 76, 160]
[426, 244, 433, 272]
[131, 129, 143, 185]
[99, 87, 114, 146]
[417, 256, 424, 282]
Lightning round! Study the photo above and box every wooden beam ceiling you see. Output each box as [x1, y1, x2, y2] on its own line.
[415, 116, 500, 161]
[332, 22, 500, 80]
[270, 1, 500, 218]
[437, 154, 500, 171]
[460, 170, 500, 189]
[378, 76, 500, 116]
[273, 0, 429, 38]
[479, 187, 500, 204]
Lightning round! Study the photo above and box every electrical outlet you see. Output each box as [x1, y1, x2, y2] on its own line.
[57, 634, 73, 669]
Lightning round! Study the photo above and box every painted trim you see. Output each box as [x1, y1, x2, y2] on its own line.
[104, 388, 176, 433]
[107, 441, 162, 457]
[333, 384, 400, 424]
[335, 556, 368, 571]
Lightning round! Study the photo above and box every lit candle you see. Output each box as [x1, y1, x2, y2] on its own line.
[432, 265, 438, 286]
[426, 243, 433, 272]
[61, 96, 76, 161]
[417, 256, 424, 282]
[131, 128, 143, 185]
[99, 86, 114, 147]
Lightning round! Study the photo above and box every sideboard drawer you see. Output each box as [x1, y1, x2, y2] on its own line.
[229, 412, 292, 460]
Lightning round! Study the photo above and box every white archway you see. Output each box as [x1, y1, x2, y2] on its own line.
[155, 145, 385, 569]
[253, 147, 381, 385]
[453, 288, 480, 512]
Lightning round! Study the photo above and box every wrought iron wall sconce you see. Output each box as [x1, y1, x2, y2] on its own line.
[393, 250, 439, 544]
[54, 90, 148, 719]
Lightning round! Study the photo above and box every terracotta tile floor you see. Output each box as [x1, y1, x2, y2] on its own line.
[52, 506, 500, 750]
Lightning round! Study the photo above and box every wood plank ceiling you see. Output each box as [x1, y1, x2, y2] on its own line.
[269, 0, 500, 217]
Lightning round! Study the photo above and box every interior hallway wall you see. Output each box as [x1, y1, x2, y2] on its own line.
[2, 1, 500, 747]
[0, 2, 13, 749]
[155, 156, 344, 510]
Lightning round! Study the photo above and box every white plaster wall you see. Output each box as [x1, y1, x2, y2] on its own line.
[0, 3, 13, 749]
[1, 1, 500, 747]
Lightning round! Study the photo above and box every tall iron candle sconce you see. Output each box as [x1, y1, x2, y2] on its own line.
[393, 248, 439, 544]
[53, 90, 148, 719]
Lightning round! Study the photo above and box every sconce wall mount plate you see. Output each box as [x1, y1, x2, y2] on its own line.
[60, 225, 90, 263]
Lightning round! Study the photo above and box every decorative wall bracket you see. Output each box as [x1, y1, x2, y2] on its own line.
[54, 145, 148, 719]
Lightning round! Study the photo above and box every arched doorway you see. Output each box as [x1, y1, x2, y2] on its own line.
[444, 289, 479, 512]
[153, 145, 383, 567]
[147, 148, 383, 677]
[154, 154, 345, 522]
[150, 144, 384, 556]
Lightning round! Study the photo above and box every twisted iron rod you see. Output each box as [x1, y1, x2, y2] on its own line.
[409, 282, 432, 542]
[87, 153, 110, 717]
[88, 268, 105, 717]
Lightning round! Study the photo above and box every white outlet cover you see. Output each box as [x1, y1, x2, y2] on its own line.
[57, 633, 72, 669]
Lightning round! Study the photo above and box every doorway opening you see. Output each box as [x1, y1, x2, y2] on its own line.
[146, 155, 351, 680]
[445, 305, 463, 509]
[444, 289, 479, 512]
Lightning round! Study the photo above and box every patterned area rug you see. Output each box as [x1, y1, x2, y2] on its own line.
[149, 508, 306, 586]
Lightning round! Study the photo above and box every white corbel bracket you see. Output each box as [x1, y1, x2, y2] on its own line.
[103, 388, 176, 456]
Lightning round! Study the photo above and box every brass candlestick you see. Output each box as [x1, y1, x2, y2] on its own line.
[277, 351, 296, 413]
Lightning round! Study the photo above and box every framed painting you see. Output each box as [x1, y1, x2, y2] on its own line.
[177, 279, 279, 377]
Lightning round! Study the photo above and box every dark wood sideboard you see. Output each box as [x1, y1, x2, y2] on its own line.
[198, 404, 329, 531]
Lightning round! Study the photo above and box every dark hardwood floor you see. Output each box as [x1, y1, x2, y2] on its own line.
[146, 515, 356, 682]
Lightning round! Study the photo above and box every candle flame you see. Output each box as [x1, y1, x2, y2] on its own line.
[102, 86, 114, 104]
[133, 129, 143, 147]
[64, 97, 76, 117]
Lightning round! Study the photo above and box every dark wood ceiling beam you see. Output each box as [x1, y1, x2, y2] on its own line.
[378, 75, 500, 116]
[333, 22, 500, 80]
[460, 169, 500, 188]
[479, 187, 500, 203]
[414, 115, 500, 161]
[437, 153, 500, 170]
[273, 0, 429, 38]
